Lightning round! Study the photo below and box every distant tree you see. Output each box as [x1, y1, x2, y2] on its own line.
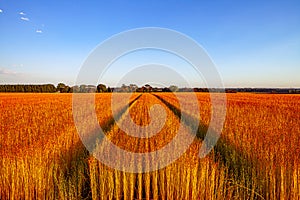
[16, 85, 24, 92]
[42, 84, 56, 92]
[25, 85, 32, 92]
[129, 84, 138, 92]
[97, 84, 107, 93]
[64, 86, 72, 93]
[120, 84, 129, 92]
[50, 84, 56, 92]
[79, 85, 87, 93]
[144, 84, 152, 92]
[57, 83, 73, 93]
[87, 85, 96, 93]
[57, 83, 66, 92]
[0, 84, 56, 93]
[72, 85, 80, 93]
[162, 87, 171, 92]
[136, 87, 145, 93]
[169, 85, 178, 92]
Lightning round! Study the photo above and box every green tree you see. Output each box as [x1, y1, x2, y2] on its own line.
[57, 83, 66, 92]
[97, 84, 107, 93]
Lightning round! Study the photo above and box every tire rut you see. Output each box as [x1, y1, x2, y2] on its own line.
[152, 93, 265, 199]
[61, 94, 142, 199]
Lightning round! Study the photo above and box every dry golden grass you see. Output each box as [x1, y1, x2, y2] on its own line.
[89, 93, 232, 200]
[0, 93, 132, 199]
[156, 92, 300, 199]
[0, 92, 299, 199]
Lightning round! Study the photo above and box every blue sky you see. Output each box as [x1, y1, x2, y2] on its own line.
[0, 0, 299, 87]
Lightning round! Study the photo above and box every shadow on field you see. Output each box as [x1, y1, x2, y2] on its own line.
[153, 94, 266, 199]
[53, 94, 143, 199]
[79, 94, 142, 151]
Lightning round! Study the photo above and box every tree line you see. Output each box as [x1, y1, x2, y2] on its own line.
[0, 84, 57, 93]
[0, 83, 175, 93]
[0, 83, 299, 94]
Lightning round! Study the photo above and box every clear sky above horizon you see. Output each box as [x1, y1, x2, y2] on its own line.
[0, 0, 299, 87]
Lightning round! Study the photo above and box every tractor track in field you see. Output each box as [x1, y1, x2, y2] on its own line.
[52, 94, 143, 200]
[75, 93, 263, 199]
[87, 93, 200, 200]
[152, 93, 265, 199]
[86, 93, 255, 199]
[82, 94, 142, 151]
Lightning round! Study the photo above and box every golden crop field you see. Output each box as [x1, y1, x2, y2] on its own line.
[0, 93, 299, 199]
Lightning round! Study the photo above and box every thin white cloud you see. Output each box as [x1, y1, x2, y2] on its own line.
[0, 9, 3, 13]
[19, 11, 26, 15]
[21, 17, 29, 21]
[36, 29, 43, 33]
[11, 64, 24, 68]
[0, 68, 20, 76]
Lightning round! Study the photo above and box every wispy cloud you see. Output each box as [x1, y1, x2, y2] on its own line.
[18, 11, 46, 34]
[0, 9, 3, 13]
[0, 68, 21, 76]
[21, 17, 29, 21]
[11, 64, 24, 68]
